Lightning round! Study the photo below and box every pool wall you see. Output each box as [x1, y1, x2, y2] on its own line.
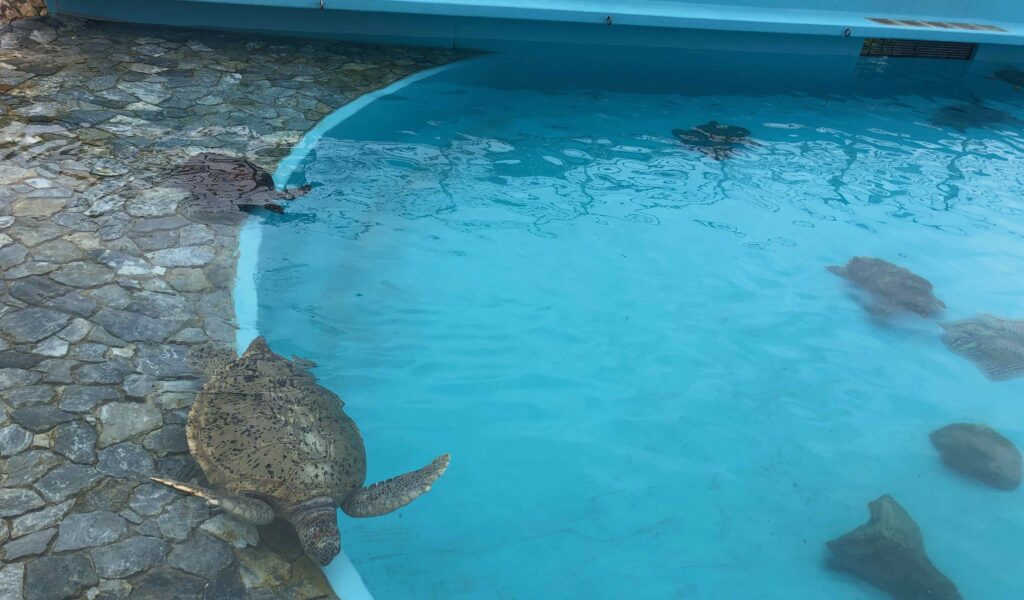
[48, 0, 1024, 59]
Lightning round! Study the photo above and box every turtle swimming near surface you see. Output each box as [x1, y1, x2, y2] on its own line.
[153, 337, 450, 565]
[991, 67, 1024, 90]
[166, 152, 311, 224]
[827, 256, 945, 318]
[940, 314, 1024, 381]
[672, 121, 753, 160]
[932, 96, 1018, 131]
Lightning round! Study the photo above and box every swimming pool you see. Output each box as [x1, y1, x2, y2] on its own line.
[248, 46, 1024, 598]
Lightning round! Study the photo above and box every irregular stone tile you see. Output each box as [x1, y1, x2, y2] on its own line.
[0, 307, 70, 343]
[128, 567, 204, 600]
[129, 483, 178, 516]
[0, 488, 45, 518]
[55, 510, 129, 551]
[127, 186, 189, 217]
[91, 535, 170, 578]
[97, 442, 155, 477]
[0, 563, 23, 600]
[69, 342, 108, 362]
[0, 368, 42, 390]
[11, 499, 74, 537]
[24, 552, 98, 600]
[60, 385, 119, 412]
[0, 423, 33, 456]
[74, 357, 134, 384]
[142, 424, 188, 454]
[50, 260, 116, 287]
[37, 358, 78, 384]
[58, 317, 92, 342]
[12, 196, 65, 218]
[31, 336, 69, 357]
[54, 420, 98, 463]
[167, 532, 234, 577]
[34, 463, 103, 502]
[98, 402, 162, 447]
[2, 385, 54, 407]
[157, 496, 210, 541]
[2, 449, 61, 486]
[136, 344, 194, 377]
[146, 245, 216, 267]
[202, 566, 247, 600]
[4, 527, 55, 559]
[165, 267, 211, 292]
[94, 308, 180, 343]
[10, 405, 73, 432]
[123, 373, 157, 398]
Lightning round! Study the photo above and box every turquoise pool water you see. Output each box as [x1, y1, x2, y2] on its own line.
[254, 48, 1024, 598]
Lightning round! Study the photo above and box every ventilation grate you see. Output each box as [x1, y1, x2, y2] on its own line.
[867, 17, 1006, 33]
[860, 38, 977, 60]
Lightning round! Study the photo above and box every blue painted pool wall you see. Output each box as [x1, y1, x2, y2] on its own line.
[49, 0, 1024, 63]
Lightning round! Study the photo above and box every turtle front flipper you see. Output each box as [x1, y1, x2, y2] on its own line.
[342, 454, 450, 518]
[151, 477, 275, 525]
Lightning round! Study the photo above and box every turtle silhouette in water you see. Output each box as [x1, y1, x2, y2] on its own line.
[152, 337, 450, 565]
[940, 315, 1024, 381]
[166, 152, 311, 224]
[672, 121, 753, 160]
[991, 67, 1024, 90]
[827, 257, 945, 318]
[932, 95, 1018, 131]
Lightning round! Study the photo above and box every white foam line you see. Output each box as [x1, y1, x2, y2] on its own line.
[273, 56, 487, 187]
[236, 57, 481, 600]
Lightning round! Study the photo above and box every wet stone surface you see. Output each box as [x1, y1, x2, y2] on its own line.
[0, 14, 466, 599]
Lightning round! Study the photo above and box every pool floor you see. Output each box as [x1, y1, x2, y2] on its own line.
[254, 48, 1024, 598]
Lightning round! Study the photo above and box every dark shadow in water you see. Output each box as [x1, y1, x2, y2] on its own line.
[672, 121, 753, 160]
[932, 96, 1020, 131]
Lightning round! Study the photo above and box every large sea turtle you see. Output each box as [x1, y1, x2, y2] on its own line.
[153, 337, 450, 565]
[940, 314, 1024, 381]
[827, 256, 945, 317]
[672, 121, 753, 160]
[166, 152, 311, 223]
[991, 67, 1024, 90]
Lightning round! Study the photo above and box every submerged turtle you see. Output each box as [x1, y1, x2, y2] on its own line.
[932, 95, 1017, 131]
[153, 337, 450, 565]
[940, 314, 1024, 381]
[827, 256, 945, 317]
[672, 121, 753, 160]
[166, 152, 311, 224]
[991, 67, 1024, 90]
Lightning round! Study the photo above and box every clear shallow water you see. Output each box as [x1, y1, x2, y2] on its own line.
[255, 48, 1024, 599]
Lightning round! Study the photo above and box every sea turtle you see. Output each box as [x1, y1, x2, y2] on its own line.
[932, 95, 1017, 131]
[940, 314, 1024, 381]
[166, 152, 311, 223]
[827, 256, 945, 317]
[672, 121, 753, 160]
[152, 337, 450, 565]
[990, 67, 1024, 90]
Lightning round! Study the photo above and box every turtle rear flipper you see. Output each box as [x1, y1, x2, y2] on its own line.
[342, 454, 450, 518]
[151, 477, 275, 525]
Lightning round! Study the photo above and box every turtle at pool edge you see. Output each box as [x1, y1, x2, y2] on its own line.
[153, 336, 450, 565]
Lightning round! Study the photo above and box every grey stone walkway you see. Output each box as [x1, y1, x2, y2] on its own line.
[0, 15, 465, 599]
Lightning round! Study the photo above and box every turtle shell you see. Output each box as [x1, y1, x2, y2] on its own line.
[187, 338, 366, 508]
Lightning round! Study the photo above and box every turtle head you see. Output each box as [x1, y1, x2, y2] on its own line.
[294, 506, 341, 566]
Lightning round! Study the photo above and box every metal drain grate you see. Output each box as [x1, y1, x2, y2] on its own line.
[867, 17, 1006, 32]
[860, 38, 978, 60]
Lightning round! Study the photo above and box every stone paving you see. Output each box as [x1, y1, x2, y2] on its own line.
[0, 15, 466, 599]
